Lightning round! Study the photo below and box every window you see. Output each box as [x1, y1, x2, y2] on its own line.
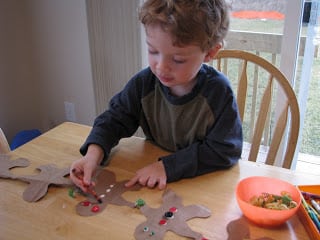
[228, 0, 320, 172]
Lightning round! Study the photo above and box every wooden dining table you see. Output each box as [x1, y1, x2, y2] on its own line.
[0, 122, 318, 240]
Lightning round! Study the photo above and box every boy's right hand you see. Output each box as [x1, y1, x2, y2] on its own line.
[69, 144, 103, 192]
[125, 161, 167, 190]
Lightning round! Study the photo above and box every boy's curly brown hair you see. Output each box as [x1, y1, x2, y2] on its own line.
[139, 0, 230, 51]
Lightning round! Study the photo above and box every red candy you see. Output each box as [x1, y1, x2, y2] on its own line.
[159, 219, 167, 225]
[81, 201, 91, 206]
[169, 207, 177, 213]
[91, 205, 100, 212]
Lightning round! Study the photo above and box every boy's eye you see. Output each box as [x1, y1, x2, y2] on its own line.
[148, 49, 158, 54]
[173, 59, 186, 64]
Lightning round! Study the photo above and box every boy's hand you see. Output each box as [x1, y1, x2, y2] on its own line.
[70, 156, 98, 192]
[125, 161, 167, 190]
[69, 144, 103, 192]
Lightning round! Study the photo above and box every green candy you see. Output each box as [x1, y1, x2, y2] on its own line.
[135, 198, 145, 208]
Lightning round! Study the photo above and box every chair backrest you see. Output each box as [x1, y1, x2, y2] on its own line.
[0, 128, 10, 154]
[212, 50, 300, 169]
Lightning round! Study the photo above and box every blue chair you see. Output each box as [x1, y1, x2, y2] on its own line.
[10, 129, 41, 150]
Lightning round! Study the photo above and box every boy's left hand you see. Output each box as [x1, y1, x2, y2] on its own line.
[125, 161, 167, 190]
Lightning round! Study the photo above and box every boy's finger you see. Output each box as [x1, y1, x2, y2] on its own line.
[83, 167, 95, 186]
[157, 178, 166, 190]
[147, 178, 157, 188]
[125, 176, 138, 187]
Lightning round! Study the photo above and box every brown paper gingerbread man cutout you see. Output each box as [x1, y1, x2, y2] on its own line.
[134, 189, 211, 240]
[75, 168, 142, 216]
[0, 154, 72, 202]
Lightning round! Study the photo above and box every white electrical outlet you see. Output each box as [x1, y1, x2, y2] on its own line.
[64, 101, 76, 122]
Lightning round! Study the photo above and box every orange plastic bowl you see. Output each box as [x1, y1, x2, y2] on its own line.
[236, 176, 301, 227]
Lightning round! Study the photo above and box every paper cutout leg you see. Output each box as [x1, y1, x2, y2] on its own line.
[76, 169, 142, 216]
[134, 189, 211, 240]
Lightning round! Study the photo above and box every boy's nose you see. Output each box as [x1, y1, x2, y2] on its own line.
[156, 58, 170, 72]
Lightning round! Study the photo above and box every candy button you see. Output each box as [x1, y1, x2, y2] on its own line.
[164, 211, 174, 219]
[68, 188, 75, 198]
[81, 201, 91, 206]
[159, 219, 167, 225]
[169, 207, 178, 213]
[91, 205, 100, 212]
[135, 198, 145, 208]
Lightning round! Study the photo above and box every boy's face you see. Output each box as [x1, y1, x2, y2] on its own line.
[145, 25, 211, 96]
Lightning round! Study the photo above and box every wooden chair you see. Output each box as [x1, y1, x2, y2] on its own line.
[212, 50, 300, 169]
[0, 128, 10, 154]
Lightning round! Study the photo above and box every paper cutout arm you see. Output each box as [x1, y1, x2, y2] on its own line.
[0, 154, 30, 179]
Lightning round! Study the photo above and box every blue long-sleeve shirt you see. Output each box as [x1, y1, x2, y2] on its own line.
[80, 64, 243, 182]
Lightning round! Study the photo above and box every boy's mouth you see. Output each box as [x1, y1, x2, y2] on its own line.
[158, 74, 174, 84]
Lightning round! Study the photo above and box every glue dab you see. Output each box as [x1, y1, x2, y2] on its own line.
[91, 205, 100, 212]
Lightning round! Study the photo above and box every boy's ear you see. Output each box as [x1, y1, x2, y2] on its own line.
[204, 43, 222, 62]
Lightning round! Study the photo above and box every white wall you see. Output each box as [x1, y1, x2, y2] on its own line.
[28, 0, 96, 129]
[0, 1, 42, 142]
[0, 0, 96, 142]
